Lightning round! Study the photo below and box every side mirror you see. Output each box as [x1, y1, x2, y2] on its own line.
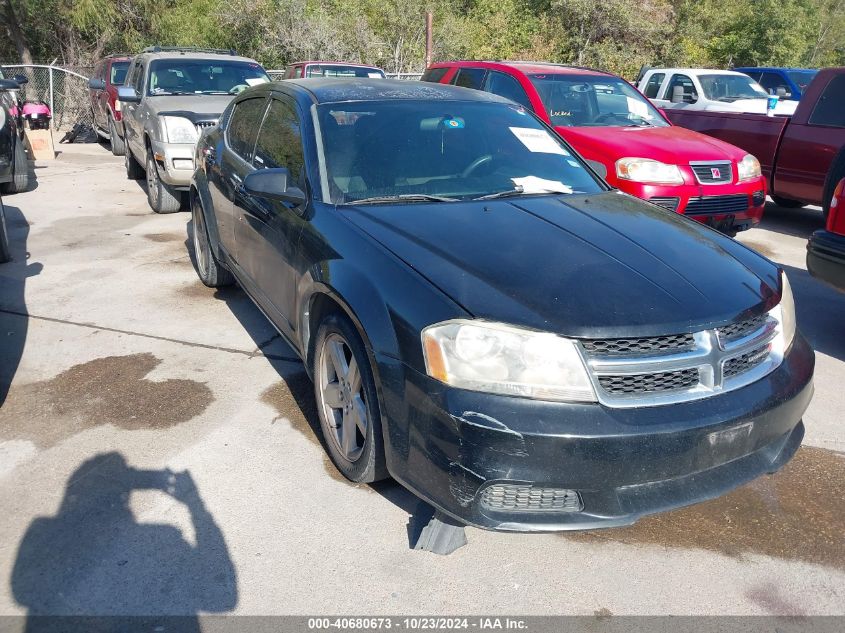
[88, 78, 106, 90]
[670, 85, 685, 103]
[117, 86, 141, 103]
[12, 74, 28, 85]
[776, 87, 788, 97]
[0, 79, 21, 91]
[243, 168, 306, 207]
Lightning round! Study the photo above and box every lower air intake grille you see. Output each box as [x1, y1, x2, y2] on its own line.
[598, 368, 699, 395]
[581, 333, 695, 356]
[724, 346, 770, 378]
[650, 197, 681, 212]
[685, 195, 749, 215]
[480, 484, 583, 513]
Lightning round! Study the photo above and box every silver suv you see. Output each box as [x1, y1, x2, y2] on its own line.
[117, 47, 269, 213]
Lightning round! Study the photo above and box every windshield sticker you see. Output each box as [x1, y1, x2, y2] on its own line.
[367, 72, 382, 78]
[626, 96, 650, 118]
[245, 77, 268, 86]
[444, 118, 465, 129]
[509, 127, 569, 155]
[512, 176, 573, 194]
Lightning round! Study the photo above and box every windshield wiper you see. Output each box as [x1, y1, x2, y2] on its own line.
[346, 194, 459, 205]
[473, 186, 526, 201]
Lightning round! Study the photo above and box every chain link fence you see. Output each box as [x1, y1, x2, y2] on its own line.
[0, 64, 94, 130]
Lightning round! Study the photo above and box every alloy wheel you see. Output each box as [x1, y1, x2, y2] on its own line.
[192, 200, 210, 279]
[146, 154, 159, 207]
[317, 333, 368, 462]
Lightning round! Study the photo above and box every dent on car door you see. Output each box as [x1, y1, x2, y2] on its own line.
[236, 96, 308, 336]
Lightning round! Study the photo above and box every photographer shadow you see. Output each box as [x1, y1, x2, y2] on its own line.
[11, 452, 237, 630]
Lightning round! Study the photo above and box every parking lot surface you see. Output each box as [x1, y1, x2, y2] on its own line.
[0, 144, 843, 616]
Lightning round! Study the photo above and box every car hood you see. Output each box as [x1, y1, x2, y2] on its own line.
[145, 94, 234, 120]
[343, 192, 781, 338]
[556, 125, 746, 162]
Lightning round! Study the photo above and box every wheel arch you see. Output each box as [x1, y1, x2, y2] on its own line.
[189, 180, 226, 263]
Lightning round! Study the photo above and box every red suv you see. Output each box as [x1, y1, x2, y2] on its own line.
[88, 55, 131, 155]
[424, 61, 767, 234]
[283, 61, 385, 79]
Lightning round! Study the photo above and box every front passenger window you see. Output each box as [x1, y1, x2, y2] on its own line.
[667, 74, 697, 104]
[253, 98, 306, 190]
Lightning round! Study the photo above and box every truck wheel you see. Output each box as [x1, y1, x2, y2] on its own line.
[772, 195, 804, 209]
[191, 194, 233, 287]
[0, 197, 11, 263]
[109, 118, 125, 156]
[823, 156, 845, 221]
[312, 312, 388, 483]
[124, 143, 144, 180]
[1, 140, 30, 194]
[146, 151, 182, 213]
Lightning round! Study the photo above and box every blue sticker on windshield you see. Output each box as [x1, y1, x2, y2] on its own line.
[443, 118, 465, 129]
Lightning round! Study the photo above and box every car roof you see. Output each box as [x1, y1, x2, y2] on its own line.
[646, 68, 750, 77]
[280, 78, 510, 104]
[433, 60, 613, 77]
[735, 66, 816, 72]
[138, 51, 260, 64]
[291, 61, 383, 69]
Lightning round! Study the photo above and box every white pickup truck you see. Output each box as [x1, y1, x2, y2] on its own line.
[637, 68, 798, 115]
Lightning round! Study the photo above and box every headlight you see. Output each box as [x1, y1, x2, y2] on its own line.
[161, 116, 198, 144]
[114, 99, 121, 112]
[421, 320, 596, 402]
[772, 272, 796, 350]
[0, 106, 5, 130]
[616, 158, 684, 185]
[737, 154, 761, 182]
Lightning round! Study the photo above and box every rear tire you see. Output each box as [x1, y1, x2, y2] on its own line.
[772, 195, 804, 209]
[1, 140, 30, 194]
[312, 313, 388, 483]
[0, 197, 11, 263]
[146, 150, 182, 214]
[109, 117, 125, 156]
[124, 142, 144, 180]
[191, 194, 233, 287]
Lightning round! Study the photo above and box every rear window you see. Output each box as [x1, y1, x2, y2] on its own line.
[306, 64, 384, 78]
[421, 67, 449, 83]
[110, 61, 130, 85]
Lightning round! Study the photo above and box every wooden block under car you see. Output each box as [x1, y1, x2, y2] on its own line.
[25, 128, 56, 160]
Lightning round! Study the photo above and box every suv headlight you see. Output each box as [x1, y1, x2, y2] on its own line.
[161, 115, 198, 144]
[422, 320, 596, 402]
[737, 154, 762, 182]
[772, 272, 796, 350]
[616, 158, 684, 185]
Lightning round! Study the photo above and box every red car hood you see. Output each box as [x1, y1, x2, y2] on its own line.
[556, 125, 747, 163]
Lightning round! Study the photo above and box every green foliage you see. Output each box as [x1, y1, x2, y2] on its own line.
[2, 0, 844, 75]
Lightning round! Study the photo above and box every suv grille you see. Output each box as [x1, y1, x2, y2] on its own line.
[685, 195, 749, 216]
[480, 484, 583, 512]
[579, 313, 781, 407]
[581, 333, 694, 356]
[691, 162, 733, 185]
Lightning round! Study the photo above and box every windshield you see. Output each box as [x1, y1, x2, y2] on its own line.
[147, 59, 269, 96]
[317, 100, 603, 204]
[786, 70, 817, 92]
[110, 61, 129, 85]
[527, 74, 668, 128]
[699, 74, 768, 102]
[307, 64, 385, 78]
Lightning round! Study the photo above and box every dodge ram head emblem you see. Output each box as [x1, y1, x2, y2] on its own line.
[711, 167, 722, 179]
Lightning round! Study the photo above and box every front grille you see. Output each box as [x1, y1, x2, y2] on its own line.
[718, 314, 768, 342]
[691, 162, 733, 184]
[480, 484, 583, 512]
[685, 195, 749, 216]
[724, 345, 771, 378]
[581, 333, 695, 356]
[598, 369, 699, 395]
[649, 197, 681, 212]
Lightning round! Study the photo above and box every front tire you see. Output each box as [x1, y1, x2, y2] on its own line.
[146, 150, 182, 213]
[313, 313, 388, 483]
[109, 118, 125, 156]
[191, 195, 233, 287]
[1, 140, 30, 194]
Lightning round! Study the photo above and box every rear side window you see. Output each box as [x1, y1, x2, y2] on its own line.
[110, 61, 129, 85]
[452, 68, 487, 91]
[227, 97, 268, 161]
[809, 75, 845, 128]
[293, 66, 303, 78]
[421, 67, 449, 83]
[253, 97, 306, 190]
[643, 73, 665, 99]
[484, 71, 532, 110]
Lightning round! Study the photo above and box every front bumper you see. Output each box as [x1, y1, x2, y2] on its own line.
[150, 139, 195, 188]
[380, 332, 814, 531]
[807, 229, 845, 292]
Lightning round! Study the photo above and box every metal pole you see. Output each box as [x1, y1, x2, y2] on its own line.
[425, 11, 433, 69]
[48, 66, 54, 130]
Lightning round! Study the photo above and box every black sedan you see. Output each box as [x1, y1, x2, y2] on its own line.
[190, 79, 813, 531]
[1, 75, 29, 263]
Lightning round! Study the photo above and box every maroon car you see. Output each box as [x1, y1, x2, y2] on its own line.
[663, 67, 845, 219]
[88, 55, 131, 155]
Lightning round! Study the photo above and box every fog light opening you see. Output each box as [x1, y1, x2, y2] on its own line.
[480, 483, 583, 513]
